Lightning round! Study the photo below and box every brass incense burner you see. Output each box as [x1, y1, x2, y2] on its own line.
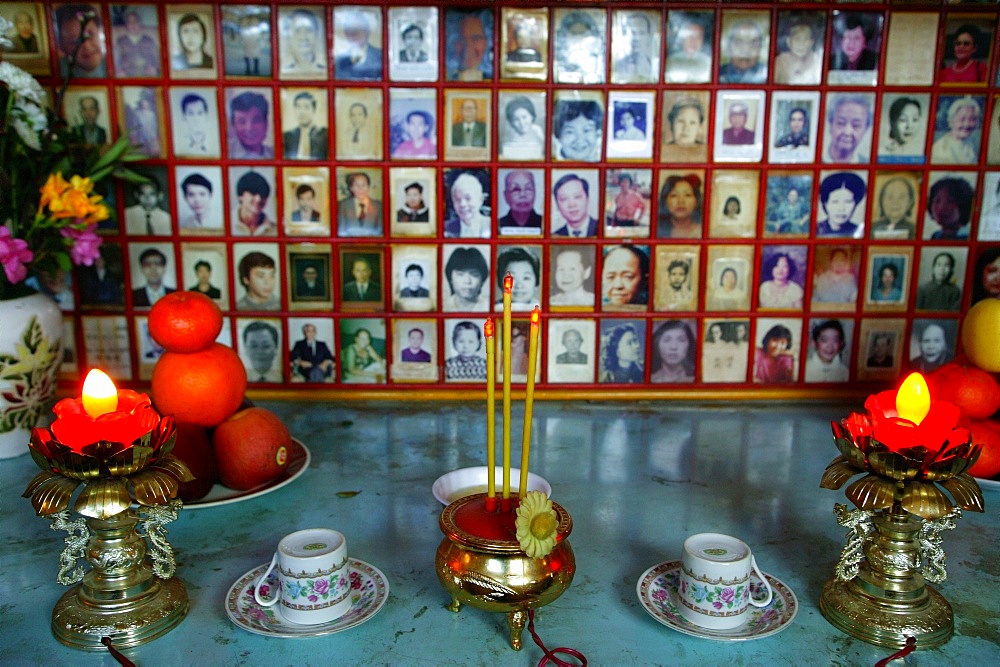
[436, 493, 575, 650]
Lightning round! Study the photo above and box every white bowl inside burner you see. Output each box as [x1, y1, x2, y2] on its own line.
[432, 466, 552, 506]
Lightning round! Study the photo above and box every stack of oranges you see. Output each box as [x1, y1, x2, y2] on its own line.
[148, 292, 289, 498]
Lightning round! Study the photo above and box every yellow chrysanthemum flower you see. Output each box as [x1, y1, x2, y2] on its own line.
[515, 490, 558, 558]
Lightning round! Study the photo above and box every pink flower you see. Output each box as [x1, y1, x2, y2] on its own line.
[0, 226, 34, 284]
[313, 578, 330, 595]
[720, 587, 735, 604]
[60, 224, 102, 266]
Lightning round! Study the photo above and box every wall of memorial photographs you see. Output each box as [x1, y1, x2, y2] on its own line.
[6, 1, 1000, 394]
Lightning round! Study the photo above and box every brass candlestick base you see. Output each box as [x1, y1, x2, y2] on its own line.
[819, 505, 955, 649]
[436, 493, 575, 650]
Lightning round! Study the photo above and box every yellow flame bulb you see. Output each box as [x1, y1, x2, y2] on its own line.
[82, 369, 119, 418]
[896, 372, 931, 425]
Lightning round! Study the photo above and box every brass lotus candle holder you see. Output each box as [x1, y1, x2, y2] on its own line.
[22, 370, 192, 650]
[819, 374, 984, 649]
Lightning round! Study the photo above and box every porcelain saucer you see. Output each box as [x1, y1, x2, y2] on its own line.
[636, 560, 797, 641]
[226, 558, 388, 638]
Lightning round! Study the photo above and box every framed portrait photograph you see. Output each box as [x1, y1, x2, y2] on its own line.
[810, 245, 862, 312]
[752, 317, 802, 385]
[664, 10, 714, 84]
[166, 6, 217, 79]
[81, 316, 131, 379]
[277, 6, 327, 80]
[391, 243, 437, 313]
[391, 318, 438, 383]
[822, 92, 875, 165]
[332, 6, 383, 82]
[78, 243, 126, 309]
[656, 169, 705, 239]
[710, 170, 759, 239]
[930, 95, 985, 166]
[388, 6, 437, 82]
[236, 317, 282, 384]
[988, 94, 1000, 166]
[701, 319, 750, 384]
[441, 245, 490, 312]
[939, 15, 993, 86]
[907, 318, 959, 374]
[229, 166, 277, 236]
[498, 168, 544, 237]
[443, 168, 492, 239]
[287, 243, 333, 311]
[773, 11, 824, 86]
[552, 8, 606, 85]
[856, 318, 905, 382]
[604, 169, 652, 240]
[768, 91, 819, 164]
[128, 243, 178, 310]
[884, 13, 938, 87]
[498, 90, 546, 161]
[649, 319, 697, 384]
[547, 319, 596, 384]
[763, 170, 811, 237]
[339, 318, 387, 384]
[287, 316, 336, 384]
[552, 90, 605, 163]
[59, 317, 79, 377]
[118, 86, 165, 158]
[864, 248, 913, 312]
[978, 172, 1000, 241]
[915, 246, 968, 313]
[499, 7, 548, 82]
[225, 87, 275, 160]
[550, 169, 600, 238]
[53, 3, 106, 78]
[388, 87, 437, 161]
[443, 318, 486, 383]
[62, 86, 111, 147]
[2, 2, 51, 75]
[601, 245, 650, 313]
[971, 246, 1000, 305]
[803, 318, 854, 384]
[444, 89, 491, 162]
[110, 5, 161, 78]
[660, 91, 709, 164]
[339, 246, 385, 312]
[870, 171, 920, 240]
[497, 317, 540, 384]
[816, 170, 868, 238]
[283, 166, 331, 237]
[549, 245, 596, 311]
[232, 242, 281, 312]
[610, 9, 660, 85]
[494, 245, 543, 313]
[876, 93, 930, 165]
[180, 241, 228, 307]
[827, 11, 883, 86]
[220, 5, 272, 78]
[334, 168, 384, 238]
[598, 318, 645, 384]
[713, 90, 765, 163]
[718, 10, 769, 85]
[606, 91, 655, 161]
[444, 7, 493, 82]
[389, 167, 436, 237]
[653, 245, 699, 313]
[705, 245, 753, 312]
[335, 88, 382, 161]
[757, 245, 808, 311]
[175, 165, 224, 234]
[923, 171, 976, 240]
[280, 87, 329, 161]
[169, 87, 221, 158]
[123, 167, 170, 236]
[134, 317, 162, 380]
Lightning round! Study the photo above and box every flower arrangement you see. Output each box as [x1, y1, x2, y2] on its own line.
[0, 12, 143, 301]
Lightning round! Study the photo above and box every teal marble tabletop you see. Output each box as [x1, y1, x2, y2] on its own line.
[1, 400, 997, 666]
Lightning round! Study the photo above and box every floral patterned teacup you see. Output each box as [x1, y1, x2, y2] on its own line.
[677, 533, 773, 630]
[254, 528, 351, 625]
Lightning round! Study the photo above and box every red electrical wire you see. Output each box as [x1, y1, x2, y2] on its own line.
[873, 636, 917, 667]
[527, 609, 587, 667]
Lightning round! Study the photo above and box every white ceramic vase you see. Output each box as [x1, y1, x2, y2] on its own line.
[0, 292, 64, 459]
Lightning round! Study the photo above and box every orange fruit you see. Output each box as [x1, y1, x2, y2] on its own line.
[171, 423, 217, 501]
[961, 299, 1000, 372]
[968, 419, 1000, 480]
[152, 343, 247, 428]
[212, 407, 291, 490]
[148, 291, 223, 353]
[929, 363, 1000, 420]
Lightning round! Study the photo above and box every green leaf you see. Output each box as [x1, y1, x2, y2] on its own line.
[89, 136, 131, 173]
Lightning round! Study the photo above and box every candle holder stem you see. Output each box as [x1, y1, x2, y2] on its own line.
[820, 503, 958, 649]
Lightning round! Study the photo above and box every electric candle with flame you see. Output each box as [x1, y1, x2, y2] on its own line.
[896, 372, 931, 424]
[82, 369, 119, 418]
[518, 307, 541, 499]
[485, 319, 497, 512]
